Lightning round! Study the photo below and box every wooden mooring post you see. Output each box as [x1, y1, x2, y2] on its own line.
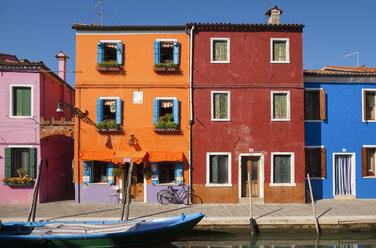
[27, 160, 43, 222]
[307, 173, 320, 235]
[248, 160, 259, 235]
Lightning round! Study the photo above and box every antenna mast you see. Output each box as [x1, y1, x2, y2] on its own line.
[344, 52, 360, 67]
[94, 0, 104, 25]
[265, 0, 268, 23]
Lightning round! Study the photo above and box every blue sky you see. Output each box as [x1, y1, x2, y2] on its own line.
[1, 0, 375, 86]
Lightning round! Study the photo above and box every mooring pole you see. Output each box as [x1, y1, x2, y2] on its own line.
[123, 161, 134, 221]
[27, 159, 43, 222]
[307, 174, 320, 235]
[248, 160, 258, 235]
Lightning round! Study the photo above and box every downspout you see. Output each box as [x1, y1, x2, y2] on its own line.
[188, 25, 195, 200]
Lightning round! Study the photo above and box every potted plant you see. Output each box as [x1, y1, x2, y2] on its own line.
[17, 168, 26, 178]
[97, 61, 121, 71]
[154, 113, 179, 131]
[142, 167, 152, 179]
[166, 63, 178, 71]
[165, 121, 178, 130]
[112, 167, 124, 177]
[97, 120, 120, 132]
[2, 176, 34, 186]
[154, 63, 167, 71]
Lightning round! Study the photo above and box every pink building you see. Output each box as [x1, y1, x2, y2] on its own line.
[0, 52, 75, 204]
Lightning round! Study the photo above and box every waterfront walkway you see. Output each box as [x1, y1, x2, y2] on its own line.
[1, 199, 376, 229]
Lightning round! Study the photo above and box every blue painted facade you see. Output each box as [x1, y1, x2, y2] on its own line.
[305, 77, 376, 199]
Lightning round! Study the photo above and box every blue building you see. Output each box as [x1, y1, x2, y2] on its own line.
[304, 66, 376, 199]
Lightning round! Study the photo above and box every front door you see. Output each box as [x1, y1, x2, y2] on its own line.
[130, 163, 144, 202]
[334, 154, 355, 197]
[241, 156, 260, 197]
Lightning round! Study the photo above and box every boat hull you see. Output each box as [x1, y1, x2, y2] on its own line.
[0, 213, 204, 247]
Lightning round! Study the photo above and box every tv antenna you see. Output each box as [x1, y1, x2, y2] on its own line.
[94, 0, 104, 25]
[344, 52, 359, 67]
[265, 0, 268, 23]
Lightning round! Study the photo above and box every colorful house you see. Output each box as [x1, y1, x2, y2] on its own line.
[189, 7, 306, 203]
[72, 24, 190, 203]
[304, 66, 376, 199]
[0, 52, 75, 204]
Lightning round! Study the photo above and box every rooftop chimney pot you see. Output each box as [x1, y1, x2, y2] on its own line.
[265, 5, 283, 25]
[55, 51, 69, 81]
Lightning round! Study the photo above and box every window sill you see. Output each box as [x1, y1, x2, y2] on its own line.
[97, 127, 122, 133]
[211, 118, 231, 122]
[153, 66, 180, 72]
[271, 118, 291, 122]
[364, 176, 376, 178]
[154, 127, 180, 132]
[210, 60, 230, 64]
[205, 183, 232, 187]
[270, 60, 290, 64]
[363, 120, 376, 122]
[84, 182, 109, 185]
[8, 115, 33, 119]
[305, 177, 325, 180]
[269, 183, 296, 187]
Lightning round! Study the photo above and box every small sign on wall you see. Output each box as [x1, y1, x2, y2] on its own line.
[133, 91, 143, 104]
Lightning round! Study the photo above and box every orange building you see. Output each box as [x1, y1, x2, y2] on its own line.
[72, 24, 190, 203]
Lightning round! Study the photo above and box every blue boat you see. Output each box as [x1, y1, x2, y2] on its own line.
[0, 212, 205, 247]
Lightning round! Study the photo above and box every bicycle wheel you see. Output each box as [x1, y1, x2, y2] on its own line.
[157, 190, 171, 205]
[180, 190, 190, 205]
[191, 193, 203, 204]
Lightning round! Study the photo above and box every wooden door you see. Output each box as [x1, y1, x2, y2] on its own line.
[241, 156, 260, 197]
[131, 164, 144, 202]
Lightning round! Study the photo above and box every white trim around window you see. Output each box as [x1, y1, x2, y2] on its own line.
[9, 84, 34, 119]
[362, 88, 376, 122]
[211, 91, 231, 121]
[270, 38, 290, 63]
[210, 38, 230, 64]
[270, 152, 295, 187]
[206, 152, 232, 187]
[271, 91, 290, 121]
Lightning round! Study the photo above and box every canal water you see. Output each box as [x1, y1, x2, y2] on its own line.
[160, 228, 376, 248]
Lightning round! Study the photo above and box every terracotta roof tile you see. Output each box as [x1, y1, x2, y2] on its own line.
[323, 65, 376, 72]
[304, 69, 376, 77]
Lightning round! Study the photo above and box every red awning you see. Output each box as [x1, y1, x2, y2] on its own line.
[148, 151, 184, 162]
[112, 151, 148, 164]
[79, 151, 114, 162]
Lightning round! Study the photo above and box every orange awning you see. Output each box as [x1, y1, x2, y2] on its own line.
[79, 151, 114, 162]
[149, 151, 184, 162]
[112, 151, 148, 164]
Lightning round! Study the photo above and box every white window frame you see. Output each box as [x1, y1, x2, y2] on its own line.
[362, 88, 376, 122]
[270, 152, 295, 186]
[211, 91, 231, 122]
[206, 152, 232, 187]
[210, 38, 230, 64]
[270, 38, 290, 64]
[271, 91, 290, 121]
[9, 84, 34, 119]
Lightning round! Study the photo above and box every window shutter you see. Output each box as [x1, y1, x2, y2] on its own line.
[22, 88, 31, 116]
[153, 41, 160, 64]
[151, 163, 159, 184]
[4, 148, 12, 178]
[97, 42, 105, 64]
[96, 99, 104, 124]
[153, 99, 160, 125]
[28, 148, 36, 178]
[82, 161, 93, 184]
[173, 41, 180, 65]
[107, 163, 114, 184]
[321, 148, 326, 178]
[115, 98, 122, 125]
[116, 42, 123, 65]
[175, 162, 183, 185]
[362, 147, 368, 177]
[173, 99, 179, 125]
[15, 88, 23, 116]
[319, 89, 326, 120]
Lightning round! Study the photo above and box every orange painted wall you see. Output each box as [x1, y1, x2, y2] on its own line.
[74, 31, 190, 185]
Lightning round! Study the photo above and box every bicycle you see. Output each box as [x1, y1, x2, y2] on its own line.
[157, 184, 202, 205]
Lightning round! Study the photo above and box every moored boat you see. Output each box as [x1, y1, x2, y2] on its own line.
[0, 212, 204, 247]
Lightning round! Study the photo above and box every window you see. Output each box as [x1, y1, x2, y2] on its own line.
[211, 38, 230, 63]
[305, 147, 326, 178]
[363, 89, 376, 121]
[271, 153, 295, 186]
[271, 38, 289, 63]
[206, 153, 231, 186]
[151, 162, 183, 185]
[211, 91, 230, 121]
[304, 89, 326, 121]
[362, 147, 376, 177]
[4, 147, 36, 179]
[96, 98, 122, 124]
[153, 98, 180, 126]
[154, 40, 180, 65]
[10, 85, 32, 117]
[97, 41, 123, 65]
[271, 91, 290, 121]
[82, 161, 114, 184]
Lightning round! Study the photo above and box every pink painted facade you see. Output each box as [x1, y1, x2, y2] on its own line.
[0, 54, 74, 204]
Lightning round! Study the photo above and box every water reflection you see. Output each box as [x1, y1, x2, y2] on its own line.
[168, 229, 376, 248]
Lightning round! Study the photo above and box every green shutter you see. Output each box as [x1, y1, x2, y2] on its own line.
[29, 148, 36, 178]
[22, 88, 31, 116]
[15, 88, 23, 116]
[4, 148, 12, 178]
[13, 87, 31, 116]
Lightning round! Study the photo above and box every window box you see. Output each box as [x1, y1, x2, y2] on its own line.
[153, 63, 180, 72]
[96, 62, 122, 72]
[154, 127, 179, 132]
[154, 113, 179, 132]
[2, 177, 34, 186]
[96, 120, 121, 133]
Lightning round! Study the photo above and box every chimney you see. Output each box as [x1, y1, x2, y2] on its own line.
[265, 5, 283, 24]
[55, 51, 69, 81]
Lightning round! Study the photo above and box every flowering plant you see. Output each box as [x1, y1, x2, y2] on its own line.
[2, 176, 34, 186]
[154, 114, 178, 130]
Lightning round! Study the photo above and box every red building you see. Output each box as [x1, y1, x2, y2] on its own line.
[189, 8, 305, 203]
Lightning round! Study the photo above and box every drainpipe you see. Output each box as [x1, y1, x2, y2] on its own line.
[188, 25, 195, 199]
